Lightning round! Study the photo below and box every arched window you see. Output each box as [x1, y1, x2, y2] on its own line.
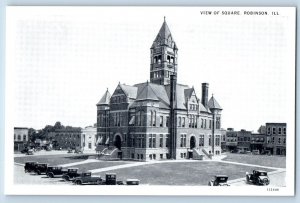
[23, 135, 26, 141]
[17, 135, 21, 141]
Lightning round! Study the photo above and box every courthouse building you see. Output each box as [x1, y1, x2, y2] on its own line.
[96, 19, 223, 161]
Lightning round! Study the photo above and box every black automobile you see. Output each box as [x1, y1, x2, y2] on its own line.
[61, 168, 81, 181]
[72, 172, 103, 185]
[24, 162, 38, 173]
[246, 170, 270, 186]
[208, 175, 230, 186]
[46, 166, 68, 178]
[33, 163, 48, 175]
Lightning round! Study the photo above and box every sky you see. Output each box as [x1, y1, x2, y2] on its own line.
[6, 7, 295, 132]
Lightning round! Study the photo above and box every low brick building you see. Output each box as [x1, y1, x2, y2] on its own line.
[14, 127, 29, 151]
[53, 128, 83, 150]
[264, 123, 286, 155]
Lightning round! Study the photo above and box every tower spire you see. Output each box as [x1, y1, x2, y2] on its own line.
[150, 18, 178, 85]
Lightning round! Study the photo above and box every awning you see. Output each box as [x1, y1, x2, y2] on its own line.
[105, 137, 110, 145]
[96, 136, 103, 145]
[129, 116, 135, 125]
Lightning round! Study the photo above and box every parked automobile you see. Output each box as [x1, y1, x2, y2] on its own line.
[46, 166, 68, 178]
[252, 150, 260, 155]
[62, 168, 81, 181]
[34, 163, 48, 175]
[21, 148, 29, 154]
[208, 175, 230, 186]
[26, 149, 34, 155]
[74, 148, 83, 154]
[246, 170, 270, 186]
[24, 162, 38, 173]
[126, 179, 140, 185]
[73, 172, 103, 185]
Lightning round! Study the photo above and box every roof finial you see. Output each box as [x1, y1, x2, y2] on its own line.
[212, 93, 214, 97]
[164, 16, 166, 22]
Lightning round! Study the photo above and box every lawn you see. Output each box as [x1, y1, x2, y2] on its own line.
[222, 153, 286, 168]
[93, 161, 274, 185]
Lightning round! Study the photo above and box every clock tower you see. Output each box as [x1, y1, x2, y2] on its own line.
[150, 17, 178, 85]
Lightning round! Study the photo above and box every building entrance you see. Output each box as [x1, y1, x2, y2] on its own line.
[114, 135, 122, 150]
[190, 136, 196, 149]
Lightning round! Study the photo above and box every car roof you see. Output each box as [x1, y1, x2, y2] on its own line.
[68, 168, 79, 170]
[255, 170, 267, 173]
[215, 175, 228, 178]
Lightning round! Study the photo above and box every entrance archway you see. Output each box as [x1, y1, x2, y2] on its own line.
[114, 135, 122, 150]
[190, 136, 196, 149]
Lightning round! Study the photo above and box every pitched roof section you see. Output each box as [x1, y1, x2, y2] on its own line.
[136, 82, 159, 101]
[97, 89, 111, 105]
[184, 88, 194, 100]
[119, 84, 138, 99]
[208, 95, 222, 110]
[165, 83, 190, 110]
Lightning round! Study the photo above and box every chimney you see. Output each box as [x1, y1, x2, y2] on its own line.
[201, 83, 209, 107]
[169, 74, 177, 159]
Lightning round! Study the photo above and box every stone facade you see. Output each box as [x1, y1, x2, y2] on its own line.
[96, 19, 223, 161]
[82, 126, 97, 151]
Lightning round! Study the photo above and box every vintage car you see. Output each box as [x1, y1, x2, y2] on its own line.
[26, 149, 34, 155]
[24, 161, 38, 173]
[126, 179, 140, 185]
[246, 170, 270, 185]
[33, 163, 48, 175]
[73, 172, 103, 185]
[208, 175, 230, 186]
[46, 166, 68, 178]
[61, 168, 81, 181]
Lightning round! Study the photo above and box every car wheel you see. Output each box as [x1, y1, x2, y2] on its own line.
[96, 180, 102, 185]
[246, 176, 250, 183]
[63, 175, 70, 181]
[208, 182, 212, 186]
[76, 180, 82, 185]
[262, 179, 270, 186]
[48, 173, 54, 178]
[37, 170, 41, 175]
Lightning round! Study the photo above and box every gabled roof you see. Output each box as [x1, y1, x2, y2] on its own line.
[199, 103, 211, 113]
[208, 95, 222, 110]
[184, 88, 194, 100]
[97, 89, 111, 105]
[119, 83, 138, 99]
[136, 82, 159, 101]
